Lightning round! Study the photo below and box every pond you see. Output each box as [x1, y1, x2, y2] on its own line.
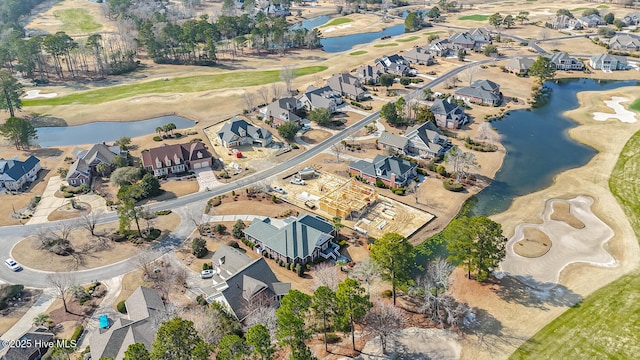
[471, 78, 639, 216]
[36, 115, 196, 147]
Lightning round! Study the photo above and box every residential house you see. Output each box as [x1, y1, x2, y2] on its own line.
[355, 64, 382, 85]
[66, 143, 118, 186]
[244, 214, 340, 265]
[90, 287, 165, 360]
[256, 0, 289, 16]
[0, 155, 41, 191]
[455, 79, 502, 106]
[326, 73, 366, 101]
[623, 12, 640, 26]
[261, 97, 302, 126]
[589, 54, 628, 71]
[546, 52, 584, 70]
[578, 14, 605, 28]
[449, 32, 476, 50]
[206, 246, 290, 320]
[217, 117, 272, 148]
[141, 142, 212, 177]
[431, 98, 468, 129]
[403, 46, 435, 65]
[348, 155, 417, 188]
[374, 54, 411, 76]
[298, 85, 343, 113]
[0, 327, 54, 360]
[427, 38, 456, 57]
[469, 28, 492, 47]
[378, 122, 450, 158]
[609, 34, 640, 51]
[550, 15, 583, 30]
[505, 56, 535, 75]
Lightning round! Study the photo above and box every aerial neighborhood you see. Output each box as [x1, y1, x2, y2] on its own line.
[1, 0, 640, 359]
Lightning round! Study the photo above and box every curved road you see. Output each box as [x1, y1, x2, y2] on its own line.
[0, 56, 503, 288]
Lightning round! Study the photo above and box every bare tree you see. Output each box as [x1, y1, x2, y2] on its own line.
[462, 67, 479, 87]
[47, 273, 74, 313]
[257, 86, 270, 105]
[331, 142, 345, 162]
[445, 146, 479, 183]
[312, 262, 341, 291]
[137, 252, 156, 280]
[350, 258, 381, 294]
[140, 210, 157, 236]
[271, 82, 282, 100]
[280, 65, 294, 95]
[445, 76, 460, 89]
[242, 91, 255, 113]
[364, 300, 407, 354]
[476, 122, 501, 145]
[81, 209, 104, 237]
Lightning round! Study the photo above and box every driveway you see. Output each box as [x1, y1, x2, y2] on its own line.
[194, 168, 222, 192]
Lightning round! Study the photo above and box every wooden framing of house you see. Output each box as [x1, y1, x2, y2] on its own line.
[319, 178, 378, 219]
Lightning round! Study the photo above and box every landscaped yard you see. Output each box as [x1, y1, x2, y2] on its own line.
[320, 17, 354, 28]
[53, 8, 102, 33]
[458, 14, 490, 21]
[511, 129, 640, 359]
[23, 66, 327, 106]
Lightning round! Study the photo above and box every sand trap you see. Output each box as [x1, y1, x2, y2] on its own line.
[323, 23, 353, 33]
[357, 327, 461, 360]
[593, 97, 637, 123]
[500, 195, 616, 289]
[23, 90, 58, 99]
[514, 227, 551, 258]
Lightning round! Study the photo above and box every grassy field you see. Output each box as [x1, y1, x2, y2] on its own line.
[597, 5, 609, 8]
[53, 8, 102, 33]
[458, 15, 490, 21]
[349, 50, 368, 55]
[23, 66, 327, 106]
[320, 17, 353, 28]
[510, 130, 640, 359]
[397, 36, 420, 43]
[424, 31, 445, 36]
[373, 43, 399, 48]
[630, 98, 640, 112]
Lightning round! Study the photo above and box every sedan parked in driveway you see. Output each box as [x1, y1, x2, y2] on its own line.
[272, 186, 286, 194]
[201, 270, 214, 279]
[5, 258, 22, 271]
[290, 178, 305, 185]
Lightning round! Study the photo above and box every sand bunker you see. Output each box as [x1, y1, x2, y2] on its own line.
[501, 195, 616, 289]
[23, 90, 58, 99]
[323, 23, 353, 33]
[593, 97, 637, 123]
[514, 227, 552, 258]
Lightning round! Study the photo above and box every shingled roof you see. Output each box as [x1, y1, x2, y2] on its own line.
[0, 155, 40, 182]
[217, 117, 271, 145]
[349, 155, 415, 184]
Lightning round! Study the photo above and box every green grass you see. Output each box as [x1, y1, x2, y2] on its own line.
[397, 36, 420, 43]
[597, 5, 609, 8]
[423, 31, 445, 36]
[349, 50, 368, 56]
[23, 66, 327, 106]
[458, 14, 490, 21]
[631, 99, 640, 112]
[570, 7, 590, 12]
[319, 17, 353, 28]
[373, 43, 399, 48]
[53, 8, 102, 34]
[511, 130, 640, 359]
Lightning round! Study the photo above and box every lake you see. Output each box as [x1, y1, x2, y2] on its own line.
[471, 78, 639, 216]
[36, 115, 196, 147]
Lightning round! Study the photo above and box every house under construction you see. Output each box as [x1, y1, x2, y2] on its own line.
[319, 178, 378, 219]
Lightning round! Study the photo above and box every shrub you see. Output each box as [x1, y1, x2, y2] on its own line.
[0, 301, 7, 310]
[262, 250, 268, 257]
[436, 165, 448, 177]
[145, 228, 161, 240]
[324, 333, 341, 344]
[62, 192, 73, 198]
[381, 289, 393, 299]
[289, 263, 295, 271]
[443, 179, 464, 192]
[338, 240, 347, 246]
[399, 77, 411, 86]
[155, 210, 172, 216]
[192, 237, 208, 258]
[375, 179, 386, 188]
[153, 136, 163, 142]
[196, 294, 208, 306]
[226, 240, 239, 249]
[117, 300, 127, 314]
[296, 263, 304, 277]
[203, 263, 212, 270]
[70, 325, 84, 344]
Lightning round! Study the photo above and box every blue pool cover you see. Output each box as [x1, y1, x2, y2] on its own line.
[99, 314, 109, 329]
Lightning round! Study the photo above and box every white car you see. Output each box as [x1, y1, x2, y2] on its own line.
[5, 258, 22, 272]
[290, 178, 305, 185]
[201, 269, 214, 279]
[272, 186, 286, 194]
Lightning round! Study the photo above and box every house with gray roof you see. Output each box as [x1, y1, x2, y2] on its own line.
[608, 34, 640, 51]
[431, 98, 467, 129]
[578, 14, 605, 28]
[589, 54, 628, 71]
[260, 97, 302, 127]
[449, 32, 476, 50]
[403, 46, 435, 65]
[0, 327, 54, 360]
[550, 15, 582, 30]
[297, 85, 343, 113]
[207, 255, 290, 320]
[505, 56, 535, 75]
[244, 213, 339, 265]
[217, 117, 272, 149]
[141, 142, 212, 176]
[374, 54, 411, 76]
[327, 73, 366, 101]
[349, 155, 417, 189]
[427, 38, 455, 57]
[355, 64, 383, 85]
[378, 122, 450, 159]
[469, 28, 492, 47]
[454, 79, 502, 106]
[0, 155, 41, 192]
[546, 52, 584, 70]
[66, 143, 118, 186]
[623, 12, 640, 26]
[90, 286, 165, 360]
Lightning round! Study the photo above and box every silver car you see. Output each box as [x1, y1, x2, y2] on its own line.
[201, 269, 214, 279]
[5, 258, 22, 272]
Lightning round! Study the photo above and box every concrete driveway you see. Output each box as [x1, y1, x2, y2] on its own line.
[194, 168, 222, 192]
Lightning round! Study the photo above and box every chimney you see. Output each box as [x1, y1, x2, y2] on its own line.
[390, 173, 396, 188]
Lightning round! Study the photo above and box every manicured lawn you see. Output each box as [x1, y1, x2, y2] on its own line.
[630, 98, 640, 112]
[511, 129, 640, 359]
[24, 66, 327, 106]
[458, 14, 490, 21]
[349, 50, 368, 56]
[397, 36, 420, 43]
[320, 17, 353, 28]
[53, 8, 102, 33]
[373, 43, 399, 48]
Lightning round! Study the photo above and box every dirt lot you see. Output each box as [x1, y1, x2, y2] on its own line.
[11, 213, 180, 271]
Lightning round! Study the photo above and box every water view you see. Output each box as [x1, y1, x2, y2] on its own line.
[472, 78, 639, 216]
[36, 115, 196, 147]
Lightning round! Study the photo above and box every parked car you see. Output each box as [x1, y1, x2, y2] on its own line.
[4, 258, 22, 272]
[305, 200, 316, 209]
[272, 186, 286, 194]
[290, 177, 305, 185]
[201, 269, 214, 279]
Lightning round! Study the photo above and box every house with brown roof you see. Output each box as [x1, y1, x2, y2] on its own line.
[141, 142, 212, 177]
[90, 287, 165, 360]
[66, 143, 119, 186]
